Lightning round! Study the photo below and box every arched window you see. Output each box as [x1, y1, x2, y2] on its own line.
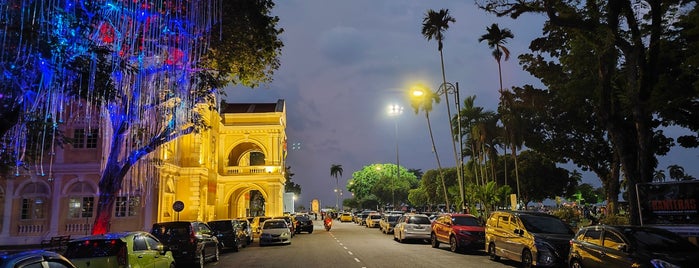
[20, 182, 50, 220]
[67, 182, 95, 219]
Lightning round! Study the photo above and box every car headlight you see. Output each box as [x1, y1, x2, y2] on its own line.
[534, 240, 556, 266]
[650, 259, 680, 268]
[282, 232, 290, 236]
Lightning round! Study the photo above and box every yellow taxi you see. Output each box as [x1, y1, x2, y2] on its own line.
[339, 212, 353, 222]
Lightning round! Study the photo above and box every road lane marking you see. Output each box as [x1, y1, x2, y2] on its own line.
[354, 258, 361, 262]
[348, 251, 353, 255]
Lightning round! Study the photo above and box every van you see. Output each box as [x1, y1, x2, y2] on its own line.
[485, 210, 574, 267]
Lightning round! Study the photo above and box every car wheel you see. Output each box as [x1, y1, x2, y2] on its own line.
[309, 229, 313, 234]
[570, 259, 583, 268]
[213, 246, 220, 262]
[449, 235, 459, 253]
[488, 243, 500, 261]
[233, 240, 240, 252]
[521, 249, 533, 268]
[430, 233, 440, 248]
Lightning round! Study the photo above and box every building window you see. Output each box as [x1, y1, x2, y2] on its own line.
[20, 198, 45, 220]
[74, 128, 99, 148]
[115, 196, 140, 217]
[69, 197, 94, 218]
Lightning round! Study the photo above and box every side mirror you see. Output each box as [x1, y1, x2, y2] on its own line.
[157, 244, 167, 254]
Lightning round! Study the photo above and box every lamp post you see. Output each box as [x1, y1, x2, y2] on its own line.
[388, 104, 403, 210]
[412, 82, 465, 213]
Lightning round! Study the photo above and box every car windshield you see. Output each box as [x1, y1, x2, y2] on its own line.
[370, 215, 381, 219]
[295, 215, 309, 221]
[152, 224, 190, 239]
[264, 221, 287, 229]
[453, 216, 481, 226]
[207, 221, 232, 231]
[64, 239, 126, 258]
[519, 214, 573, 235]
[408, 216, 431, 224]
[388, 216, 400, 222]
[625, 228, 699, 252]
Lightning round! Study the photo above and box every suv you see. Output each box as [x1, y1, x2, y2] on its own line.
[64, 231, 175, 268]
[393, 214, 432, 243]
[207, 219, 248, 252]
[485, 210, 574, 267]
[151, 221, 219, 267]
[294, 214, 314, 234]
[430, 213, 485, 253]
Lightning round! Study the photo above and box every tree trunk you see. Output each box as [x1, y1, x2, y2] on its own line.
[426, 111, 450, 212]
[93, 192, 116, 234]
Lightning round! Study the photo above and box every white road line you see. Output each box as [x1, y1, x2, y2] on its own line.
[354, 258, 361, 263]
[348, 251, 353, 255]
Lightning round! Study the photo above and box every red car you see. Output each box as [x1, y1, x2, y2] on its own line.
[430, 213, 485, 253]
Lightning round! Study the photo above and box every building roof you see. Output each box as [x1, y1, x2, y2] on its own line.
[221, 99, 284, 114]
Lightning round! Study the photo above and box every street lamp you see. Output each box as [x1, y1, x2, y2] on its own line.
[412, 82, 465, 213]
[388, 104, 403, 210]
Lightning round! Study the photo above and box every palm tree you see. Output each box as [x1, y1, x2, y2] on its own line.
[330, 164, 343, 210]
[499, 91, 523, 203]
[479, 23, 518, 199]
[422, 8, 465, 213]
[478, 23, 514, 95]
[410, 86, 450, 212]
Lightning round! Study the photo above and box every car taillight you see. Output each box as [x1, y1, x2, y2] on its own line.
[117, 242, 127, 265]
[190, 228, 197, 244]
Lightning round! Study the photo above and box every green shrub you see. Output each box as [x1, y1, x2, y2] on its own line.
[599, 214, 629, 225]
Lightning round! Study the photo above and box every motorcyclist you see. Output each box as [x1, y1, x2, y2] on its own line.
[323, 214, 333, 230]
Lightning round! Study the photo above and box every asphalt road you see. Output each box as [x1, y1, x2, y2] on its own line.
[207, 219, 520, 268]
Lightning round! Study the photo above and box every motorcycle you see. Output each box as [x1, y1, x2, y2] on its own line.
[324, 219, 332, 231]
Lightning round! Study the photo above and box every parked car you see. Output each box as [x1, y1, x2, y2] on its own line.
[64, 231, 175, 268]
[355, 211, 374, 225]
[379, 214, 402, 234]
[485, 210, 574, 268]
[236, 218, 254, 245]
[339, 212, 353, 222]
[569, 225, 699, 268]
[207, 219, 247, 252]
[430, 213, 485, 253]
[393, 214, 432, 243]
[259, 219, 292, 246]
[1, 250, 78, 268]
[150, 221, 219, 267]
[273, 216, 297, 237]
[294, 214, 314, 234]
[250, 216, 272, 236]
[365, 213, 382, 228]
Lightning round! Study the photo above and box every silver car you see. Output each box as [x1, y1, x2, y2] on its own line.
[259, 219, 292, 246]
[394, 214, 432, 243]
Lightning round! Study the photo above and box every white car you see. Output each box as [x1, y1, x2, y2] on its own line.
[259, 219, 292, 246]
[394, 214, 432, 243]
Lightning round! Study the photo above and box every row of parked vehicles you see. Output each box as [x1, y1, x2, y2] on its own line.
[342, 209, 699, 268]
[0, 213, 317, 268]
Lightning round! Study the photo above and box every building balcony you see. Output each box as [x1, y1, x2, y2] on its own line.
[224, 166, 282, 176]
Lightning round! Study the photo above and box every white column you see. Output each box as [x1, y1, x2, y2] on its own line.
[1, 182, 15, 236]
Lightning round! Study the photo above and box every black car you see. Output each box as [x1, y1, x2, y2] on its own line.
[151, 221, 219, 266]
[569, 225, 699, 268]
[294, 214, 314, 234]
[207, 219, 248, 252]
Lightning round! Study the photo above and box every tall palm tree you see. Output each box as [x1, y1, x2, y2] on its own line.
[422, 8, 465, 212]
[479, 23, 517, 198]
[410, 86, 450, 212]
[499, 91, 523, 203]
[330, 164, 343, 210]
[478, 23, 514, 95]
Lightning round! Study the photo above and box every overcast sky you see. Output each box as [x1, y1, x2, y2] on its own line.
[224, 0, 698, 210]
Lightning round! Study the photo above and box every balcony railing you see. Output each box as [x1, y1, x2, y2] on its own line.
[225, 166, 281, 175]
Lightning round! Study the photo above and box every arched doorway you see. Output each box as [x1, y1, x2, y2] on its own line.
[225, 187, 268, 218]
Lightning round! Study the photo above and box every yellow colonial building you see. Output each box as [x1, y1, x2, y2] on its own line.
[0, 100, 287, 246]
